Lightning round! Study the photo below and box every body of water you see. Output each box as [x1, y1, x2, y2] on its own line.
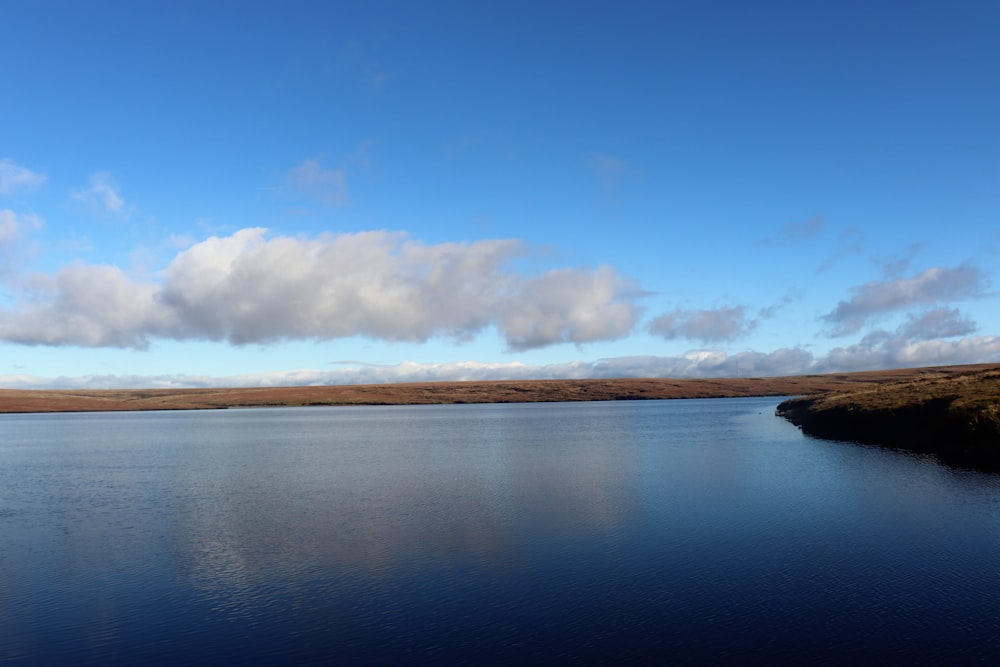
[2, 397, 999, 664]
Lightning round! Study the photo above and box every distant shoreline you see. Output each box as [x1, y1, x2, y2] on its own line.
[2, 363, 998, 415]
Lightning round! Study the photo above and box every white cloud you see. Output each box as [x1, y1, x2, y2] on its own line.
[895, 307, 977, 341]
[0, 263, 170, 348]
[0, 227, 640, 350]
[0, 159, 45, 196]
[815, 305, 988, 372]
[817, 335, 1000, 373]
[648, 305, 756, 343]
[70, 172, 131, 217]
[7, 308, 1000, 393]
[823, 263, 987, 335]
[9, 332, 997, 390]
[500, 266, 640, 350]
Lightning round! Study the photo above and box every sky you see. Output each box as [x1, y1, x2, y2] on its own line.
[1, 0, 998, 389]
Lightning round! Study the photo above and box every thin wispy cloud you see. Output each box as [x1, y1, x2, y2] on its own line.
[817, 227, 864, 272]
[0, 227, 640, 350]
[70, 172, 131, 218]
[758, 217, 863, 272]
[0, 209, 20, 247]
[586, 154, 629, 195]
[823, 263, 987, 336]
[876, 243, 923, 278]
[346, 41, 389, 93]
[759, 215, 825, 245]
[757, 291, 801, 319]
[0, 159, 46, 196]
[0, 209, 43, 269]
[288, 159, 349, 206]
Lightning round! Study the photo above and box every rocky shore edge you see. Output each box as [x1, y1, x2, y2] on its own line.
[777, 368, 1000, 471]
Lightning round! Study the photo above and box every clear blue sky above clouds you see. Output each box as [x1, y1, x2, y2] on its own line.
[2, 0, 998, 388]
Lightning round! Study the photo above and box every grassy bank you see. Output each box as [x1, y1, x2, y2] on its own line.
[777, 367, 1000, 471]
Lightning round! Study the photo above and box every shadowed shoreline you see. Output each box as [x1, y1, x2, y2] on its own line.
[777, 366, 1000, 471]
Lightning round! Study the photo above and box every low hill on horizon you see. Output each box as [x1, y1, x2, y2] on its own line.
[2, 363, 998, 414]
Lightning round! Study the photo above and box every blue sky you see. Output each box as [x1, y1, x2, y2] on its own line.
[2, 0, 998, 389]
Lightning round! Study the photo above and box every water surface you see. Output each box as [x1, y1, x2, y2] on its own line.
[2, 398, 999, 664]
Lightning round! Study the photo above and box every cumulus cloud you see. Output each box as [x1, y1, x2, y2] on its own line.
[817, 335, 1000, 373]
[895, 307, 977, 341]
[648, 305, 756, 343]
[0, 159, 46, 196]
[823, 263, 987, 335]
[70, 172, 130, 217]
[289, 159, 348, 206]
[501, 266, 640, 350]
[815, 306, 991, 371]
[0, 263, 170, 348]
[0, 227, 640, 350]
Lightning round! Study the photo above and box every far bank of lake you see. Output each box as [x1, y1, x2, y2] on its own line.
[3, 363, 998, 413]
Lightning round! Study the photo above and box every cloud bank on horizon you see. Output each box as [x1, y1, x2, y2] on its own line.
[1, 1, 998, 389]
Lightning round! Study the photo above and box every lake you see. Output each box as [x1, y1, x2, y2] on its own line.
[2, 397, 999, 664]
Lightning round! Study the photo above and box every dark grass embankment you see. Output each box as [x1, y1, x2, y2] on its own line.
[777, 367, 1000, 471]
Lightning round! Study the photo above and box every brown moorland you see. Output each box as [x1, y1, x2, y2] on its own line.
[778, 366, 1000, 471]
[1, 363, 997, 414]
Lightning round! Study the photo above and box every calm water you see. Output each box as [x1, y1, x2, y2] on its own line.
[2, 397, 999, 665]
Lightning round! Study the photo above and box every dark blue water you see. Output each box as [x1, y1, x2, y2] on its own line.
[2, 397, 999, 664]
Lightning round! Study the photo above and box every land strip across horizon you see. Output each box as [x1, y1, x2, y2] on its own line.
[2, 363, 998, 415]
